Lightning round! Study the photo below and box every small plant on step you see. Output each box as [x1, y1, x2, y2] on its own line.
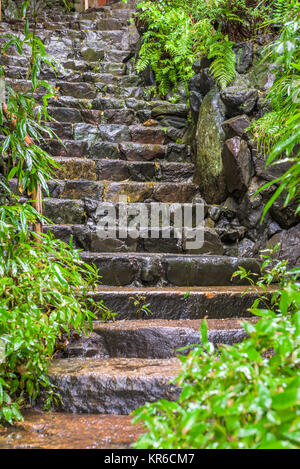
[129, 296, 152, 318]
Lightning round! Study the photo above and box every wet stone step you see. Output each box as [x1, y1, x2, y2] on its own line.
[58, 318, 256, 359]
[45, 96, 173, 111]
[54, 157, 194, 182]
[44, 223, 224, 255]
[45, 357, 181, 415]
[0, 411, 144, 449]
[80, 252, 261, 287]
[91, 286, 271, 320]
[45, 139, 191, 163]
[45, 180, 198, 203]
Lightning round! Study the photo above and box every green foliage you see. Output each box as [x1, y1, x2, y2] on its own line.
[0, 1, 112, 425]
[0, 204, 112, 425]
[133, 251, 300, 449]
[251, 0, 300, 220]
[0, 2, 61, 200]
[208, 34, 236, 90]
[136, 2, 196, 96]
[136, 0, 275, 97]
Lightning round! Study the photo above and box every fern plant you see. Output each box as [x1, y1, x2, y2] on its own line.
[135, 0, 274, 97]
[136, 3, 196, 96]
[208, 34, 236, 89]
[251, 0, 300, 220]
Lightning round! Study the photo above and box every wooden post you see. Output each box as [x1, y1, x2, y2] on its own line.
[84, 0, 89, 10]
[0, 0, 2, 23]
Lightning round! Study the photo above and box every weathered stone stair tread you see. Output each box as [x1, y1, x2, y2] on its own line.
[0, 410, 143, 449]
[54, 157, 194, 182]
[91, 285, 272, 319]
[77, 318, 256, 357]
[46, 141, 190, 162]
[93, 317, 255, 331]
[45, 223, 224, 255]
[80, 252, 261, 287]
[47, 357, 181, 414]
[45, 181, 197, 203]
[60, 318, 258, 360]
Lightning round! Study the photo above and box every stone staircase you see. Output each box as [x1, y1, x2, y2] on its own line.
[1, 0, 266, 425]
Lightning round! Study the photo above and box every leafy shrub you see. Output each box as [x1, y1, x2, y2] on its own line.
[0, 1, 112, 425]
[0, 204, 112, 425]
[133, 253, 300, 449]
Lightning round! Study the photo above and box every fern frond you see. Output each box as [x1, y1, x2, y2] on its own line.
[208, 38, 236, 89]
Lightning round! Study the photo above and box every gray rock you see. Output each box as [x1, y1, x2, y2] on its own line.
[198, 68, 216, 96]
[222, 114, 251, 139]
[270, 194, 300, 229]
[220, 87, 259, 117]
[4, 0, 19, 19]
[267, 225, 300, 269]
[48, 357, 181, 415]
[192, 57, 211, 74]
[222, 137, 253, 194]
[98, 125, 131, 143]
[188, 74, 202, 92]
[151, 103, 189, 119]
[234, 42, 253, 73]
[73, 123, 99, 141]
[163, 255, 261, 286]
[189, 90, 203, 122]
[252, 148, 292, 182]
[238, 238, 258, 258]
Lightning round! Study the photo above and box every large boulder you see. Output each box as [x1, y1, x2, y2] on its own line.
[194, 89, 227, 204]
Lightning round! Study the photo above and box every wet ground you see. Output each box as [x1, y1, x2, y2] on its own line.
[0, 411, 145, 449]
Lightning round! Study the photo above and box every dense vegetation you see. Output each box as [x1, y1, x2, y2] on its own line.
[133, 0, 300, 449]
[0, 1, 110, 424]
[135, 0, 277, 96]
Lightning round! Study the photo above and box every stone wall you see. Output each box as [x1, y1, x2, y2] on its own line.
[189, 43, 300, 267]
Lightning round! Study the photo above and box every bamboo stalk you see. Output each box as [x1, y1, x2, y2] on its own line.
[32, 184, 43, 236]
[2, 103, 43, 238]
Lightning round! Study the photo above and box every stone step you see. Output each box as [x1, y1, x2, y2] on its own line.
[45, 180, 198, 203]
[54, 157, 194, 182]
[44, 222, 224, 255]
[2, 63, 128, 82]
[80, 252, 261, 286]
[59, 318, 256, 359]
[73, 124, 175, 145]
[46, 357, 181, 414]
[0, 411, 143, 449]
[47, 103, 183, 127]
[91, 286, 271, 319]
[45, 139, 191, 163]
